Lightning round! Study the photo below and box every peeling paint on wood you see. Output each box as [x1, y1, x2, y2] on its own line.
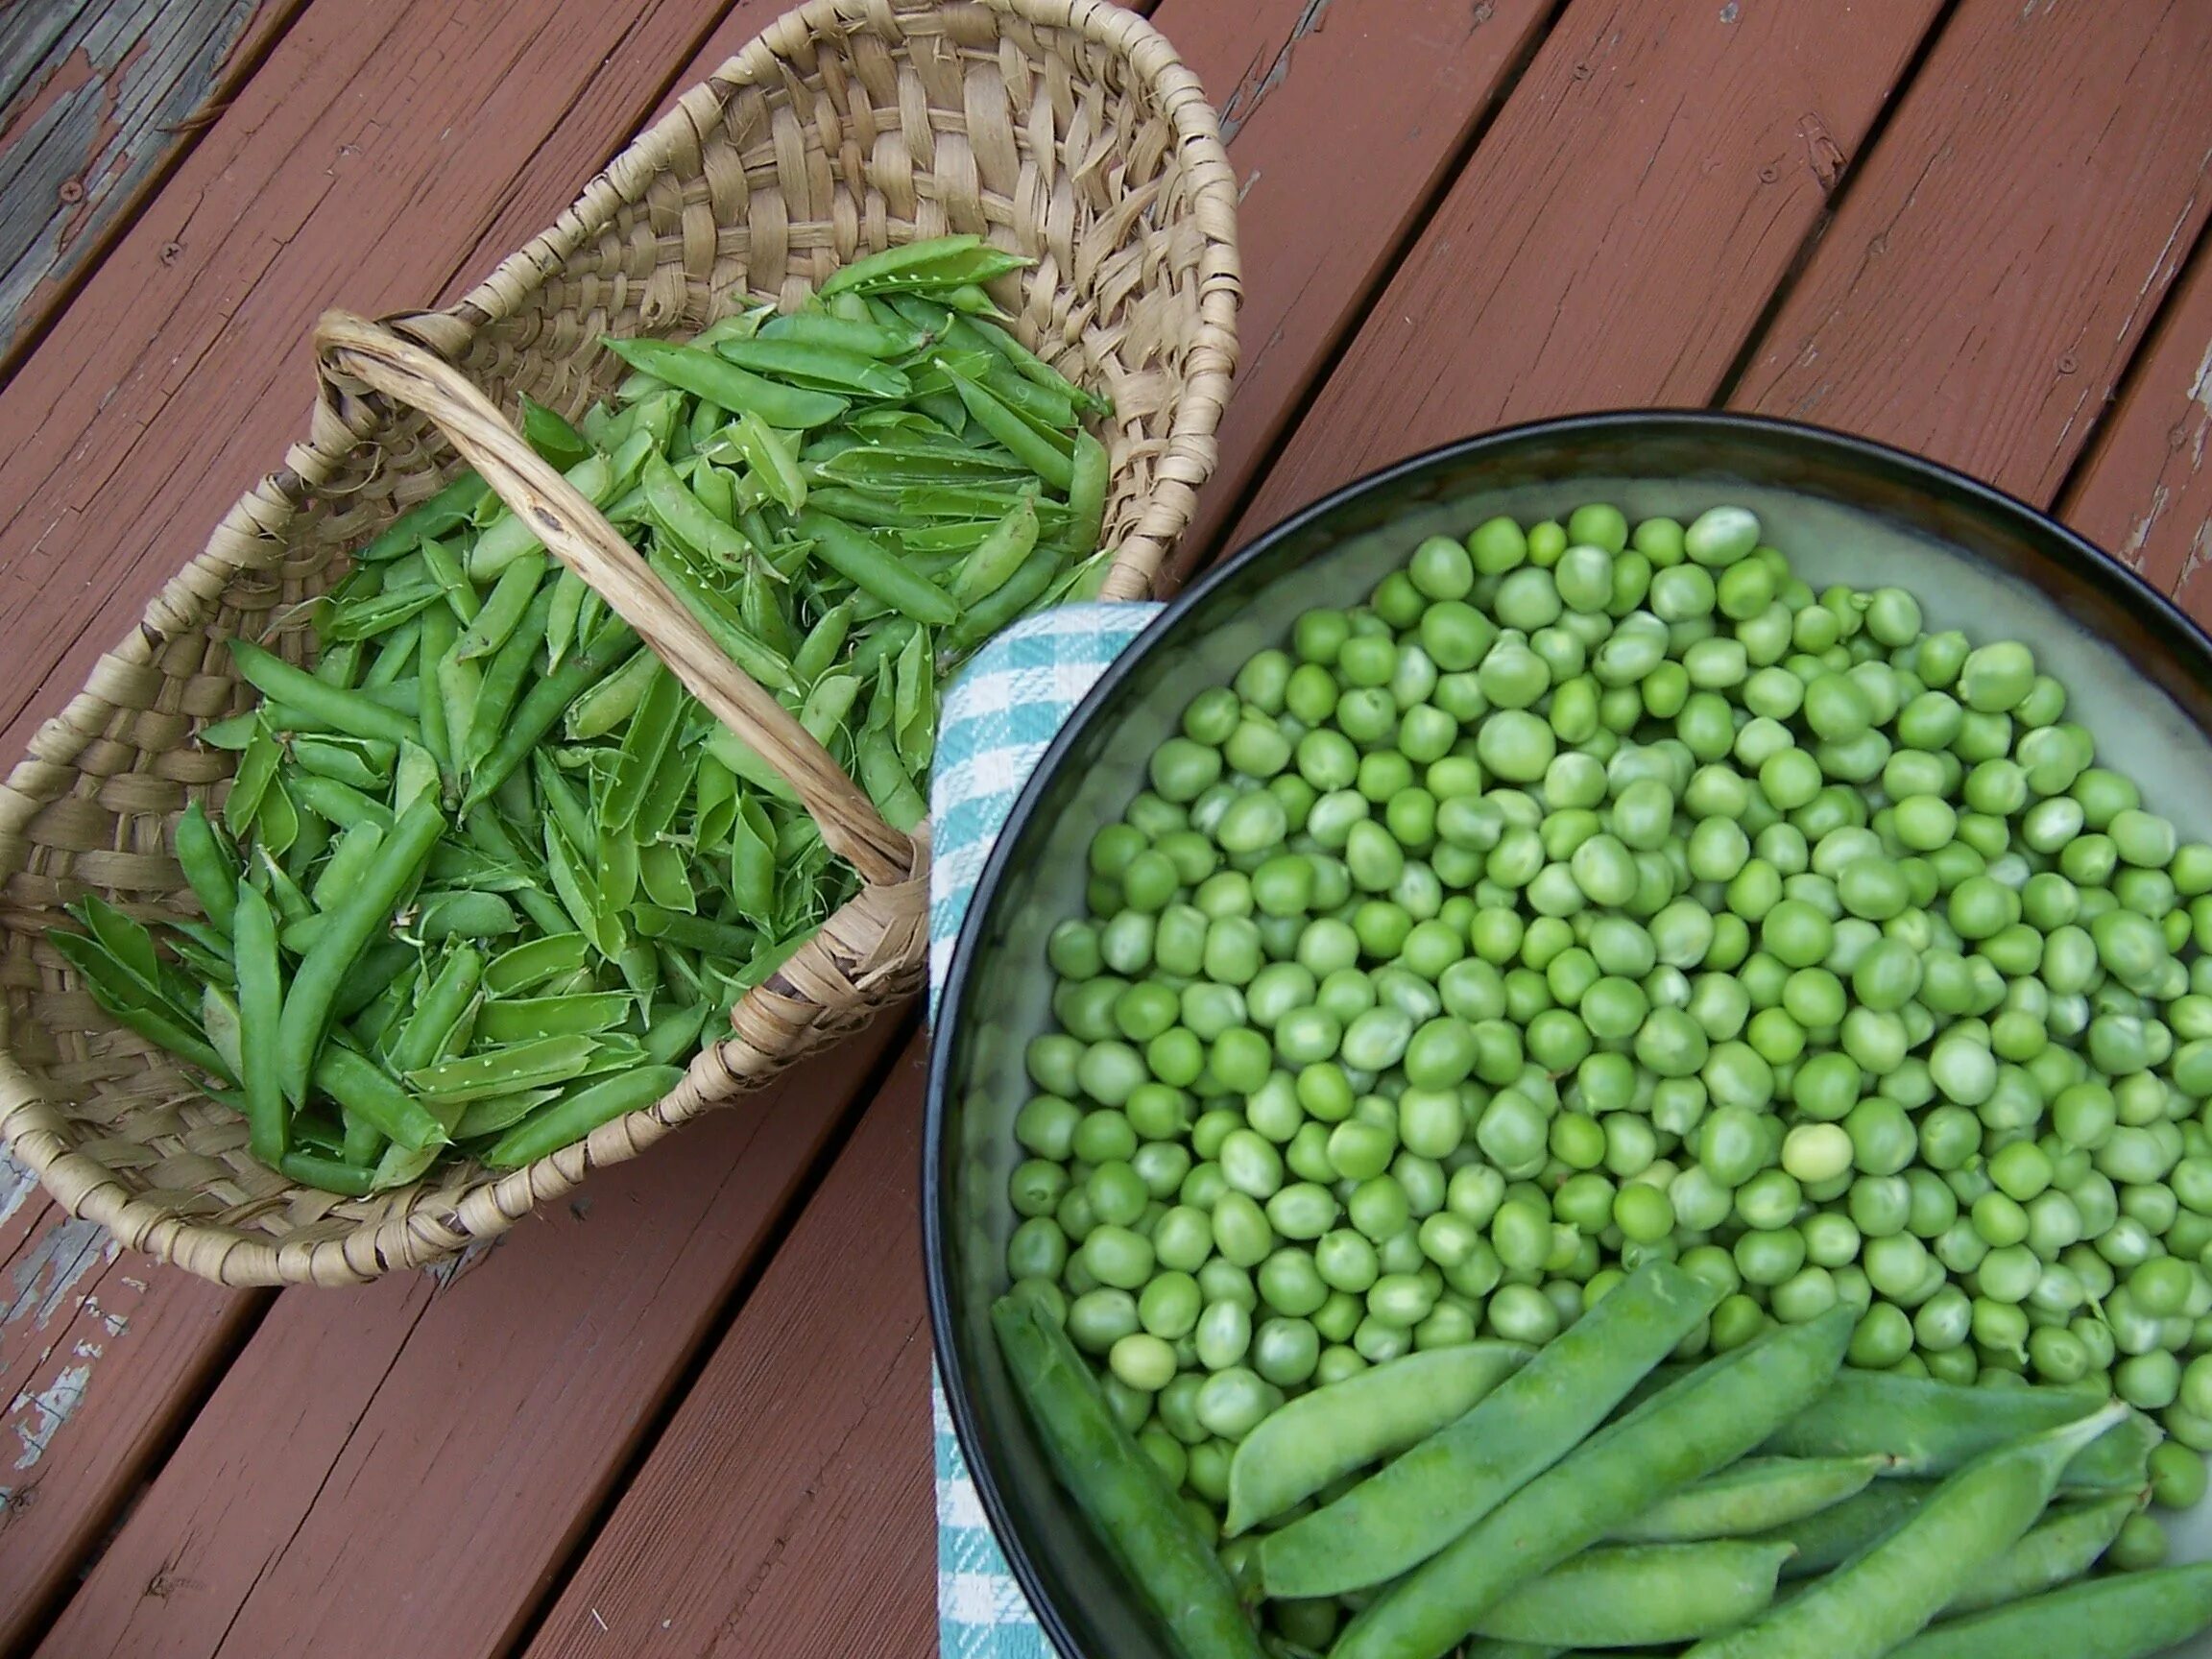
[2065, 241, 2212, 607]
[0, 0, 300, 372]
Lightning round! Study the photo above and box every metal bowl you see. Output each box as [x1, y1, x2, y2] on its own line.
[925, 411, 2212, 1659]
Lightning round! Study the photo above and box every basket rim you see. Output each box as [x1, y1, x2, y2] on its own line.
[0, 0, 1239, 1287]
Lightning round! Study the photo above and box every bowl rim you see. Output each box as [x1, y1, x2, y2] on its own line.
[922, 405, 2199, 1659]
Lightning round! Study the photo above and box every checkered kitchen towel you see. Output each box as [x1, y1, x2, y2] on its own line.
[928, 601, 1162, 1658]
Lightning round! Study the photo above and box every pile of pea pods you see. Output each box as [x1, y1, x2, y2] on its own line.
[52, 236, 1110, 1194]
[996, 497, 2212, 1655]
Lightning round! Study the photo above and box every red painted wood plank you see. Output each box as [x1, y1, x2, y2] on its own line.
[1146, 0, 1556, 585]
[0, 1209, 254, 1654]
[0, 0, 304, 374]
[2061, 239, 2212, 607]
[34, 1023, 902, 1659]
[1230, 0, 1946, 547]
[1733, 0, 2212, 508]
[520, 1044, 935, 1659]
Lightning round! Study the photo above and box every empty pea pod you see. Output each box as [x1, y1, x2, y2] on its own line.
[1225, 1343, 1531, 1536]
[452, 1085, 565, 1140]
[1609, 1454, 1891, 1544]
[404, 1033, 599, 1102]
[411, 890, 520, 942]
[474, 992, 634, 1044]
[1472, 1541, 1794, 1647]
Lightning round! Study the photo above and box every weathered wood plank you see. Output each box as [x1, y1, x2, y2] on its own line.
[0, 1184, 255, 1654]
[0, 0, 301, 374]
[34, 1022, 904, 1659]
[1733, 0, 2212, 508]
[2061, 238, 2212, 608]
[520, 1044, 936, 1659]
[1147, 0, 1556, 582]
[1229, 0, 1947, 548]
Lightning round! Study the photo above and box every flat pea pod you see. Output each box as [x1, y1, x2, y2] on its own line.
[386, 944, 484, 1078]
[1472, 1541, 1793, 1647]
[793, 508, 960, 626]
[230, 880, 287, 1164]
[1763, 1369, 2157, 1488]
[1609, 1454, 1891, 1544]
[1333, 1307, 1855, 1659]
[1225, 1343, 1531, 1536]
[1263, 1261, 1722, 1598]
[463, 619, 641, 809]
[452, 549, 548, 661]
[483, 931, 589, 997]
[403, 1033, 598, 1102]
[600, 335, 848, 430]
[312, 1039, 447, 1153]
[275, 794, 445, 1104]
[1939, 1490, 2136, 1618]
[482, 1063, 685, 1168]
[175, 801, 238, 933]
[1684, 1402, 2132, 1659]
[1884, 1565, 2212, 1659]
[279, 1150, 378, 1196]
[228, 641, 419, 747]
[992, 1291, 1267, 1659]
[475, 992, 633, 1044]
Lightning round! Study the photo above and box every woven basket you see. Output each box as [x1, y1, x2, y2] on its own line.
[0, 0, 1238, 1286]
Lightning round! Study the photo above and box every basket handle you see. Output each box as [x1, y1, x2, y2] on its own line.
[311, 310, 916, 888]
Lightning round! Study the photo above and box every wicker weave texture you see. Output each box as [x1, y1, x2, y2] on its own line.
[0, 0, 1238, 1286]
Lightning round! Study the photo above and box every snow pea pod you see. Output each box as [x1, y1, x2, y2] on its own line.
[482, 1063, 685, 1168]
[1473, 1541, 1793, 1647]
[992, 1290, 1268, 1659]
[1885, 1565, 2212, 1659]
[1333, 1306, 1854, 1659]
[275, 793, 445, 1104]
[1264, 1262, 1721, 1598]
[1684, 1402, 2131, 1659]
[1609, 1455, 1891, 1544]
[1225, 1343, 1530, 1536]
[483, 932, 589, 997]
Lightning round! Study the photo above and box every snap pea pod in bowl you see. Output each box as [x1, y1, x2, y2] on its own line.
[55, 236, 1115, 1193]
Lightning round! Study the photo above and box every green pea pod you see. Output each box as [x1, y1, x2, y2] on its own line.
[805, 485, 926, 529]
[484, 932, 589, 997]
[643, 1001, 709, 1066]
[950, 495, 1041, 607]
[817, 233, 994, 297]
[793, 509, 959, 626]
[332, 940, 417, 1023]
[799, 672, 862, 750]
[690, 458, 739, 526]
[453, 550, 549, 661]
[252, 778, 301, 860]
[290, 734, 396, 792]
[738, 562, 796, 659]
[564, 646, 661, 741]
[467, 451, 614, 580]
[360, 471, 494, 562]
[544, 815, 623, 961]
[602, 663, 685, 832]
[1225, 1345, 1533, 1536]
[894, 626, 936, 774]
[704, 728, 802, 805]
[167, 922, 236, 987]
[202, 982, 245, 1078]
[404, 1032, 599, 1102]
[691, 305, 774, 349]
[230, 641, 419, 747]
[1473, 1542, 1794, 1648]
[790, 601, 854, 686]
[475, 992, 634, 1045]
[452, 1085, 566, 1140]
[1063, 428, 1109, 563]
[691, 754, 739, 852]
[482, 1063, 685, 1169]
[713, 337, 911, 399]
[637, 842, 697, 912]
[53, 931, 230, 1080]
[279, 1150, 378, 1196]
[1608, 1455, 1892, 1545]
[229, 880, 288, 1161]
[324, 586, 444, 643]
[176, 801, 239, 934]
[942, 541, 1063, 661]
[957, 311, 1112, 417]
[362, 618, 421, 685]
[412, 890, 519, 942]
[646, 548, 796, 691]
[465, 587, 555, 769]
[757, 309, 922, 358]
[387, 944, 485, 1078]
[252, 844, 314, 925]
[290, 772, 392, 833]
[1884, 1565, 2212, 1659]
[855, 726, 926, 833]
[597, 823, 639, 913]
[991, 1291, 1267, 1659]
[600, 336, 849, 431]
[1264, 1262, 1724, 1598]
[276, 794, 445, 1105]
[311, 823, 388, 913]
[277, 796, 328, 881]
[633, 742, 698, 842]
[945, 368, 1074, 489]
[463, 620, 641, 810]
[532, 752, 597, 862]
[643, 451, 755, 566]
[1941, 1490, 2137, 1618]
[544, 568, 589, 675]
[420, 537, 482, 624]
[518, 395, 590, 468]
[814, 445, 1034, 489]
[726, 409, 808, 513]
[198, 711, 260, 751]
[313, 1039, 446, 1153]
[632, 904, 757, 959]
[438, 650, 483, 778]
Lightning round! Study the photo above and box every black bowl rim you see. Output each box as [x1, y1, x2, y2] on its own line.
[921, 406, 2208, 1659]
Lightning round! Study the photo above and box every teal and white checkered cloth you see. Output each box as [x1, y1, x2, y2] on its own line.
[927, 601, 1163, 1658]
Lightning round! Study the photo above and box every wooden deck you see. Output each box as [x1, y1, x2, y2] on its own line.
[3, 1, 2210, 1654]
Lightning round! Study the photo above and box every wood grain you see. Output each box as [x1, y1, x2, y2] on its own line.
[1231, 0, 1948, 545]
[0, 0, 301, 373]
[2061, 239, 2212, 608]
[520, 1044, 935, 1659]
[34, 1022, 904, 1659]
[1147, 0, 1556, 582]
[1734, 0, 2212, 508]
